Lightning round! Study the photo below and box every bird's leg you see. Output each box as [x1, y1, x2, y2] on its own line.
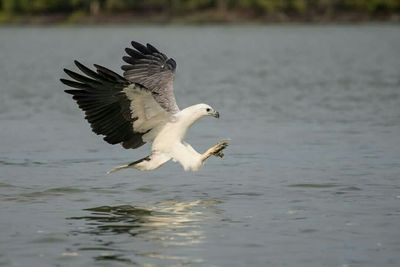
[201, 140, 229, 162]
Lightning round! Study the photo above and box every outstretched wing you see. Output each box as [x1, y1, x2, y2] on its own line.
[122, 41, 180, 114]
[61, 61, 169, 149]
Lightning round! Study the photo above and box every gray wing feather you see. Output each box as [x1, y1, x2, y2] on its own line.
[122, 41, 179, 114]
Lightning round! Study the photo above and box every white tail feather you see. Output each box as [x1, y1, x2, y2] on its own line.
[107, 164, 129, 175]
[107, 153, 171, 174]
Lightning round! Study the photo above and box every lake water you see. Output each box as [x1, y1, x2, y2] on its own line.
[0, 25, 399, 267]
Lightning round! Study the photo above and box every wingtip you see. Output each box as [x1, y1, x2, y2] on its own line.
[122, 56, 134, 64]
[131, 40, 141, 50]
[92, 63, 103, 71]
[131, 40, 150, 54]
[131, 40, 140, 46]
[64, 89, 74, 94]
[63, 68, 74, 75]
[166, 58, 177, 71]
[74, 60, 83, 67]
[146, 43, 160, 53]
[92, 63, 104, 70]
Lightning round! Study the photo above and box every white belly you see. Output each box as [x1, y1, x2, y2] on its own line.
[151, 122, 203, 171]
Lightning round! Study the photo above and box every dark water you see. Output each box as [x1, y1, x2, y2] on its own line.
[0, 25, 400, 267]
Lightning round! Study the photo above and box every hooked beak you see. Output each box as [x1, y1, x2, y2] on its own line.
[212, 111, 220, 118]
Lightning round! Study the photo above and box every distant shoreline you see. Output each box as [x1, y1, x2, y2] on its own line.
[1, 11, 399, 25]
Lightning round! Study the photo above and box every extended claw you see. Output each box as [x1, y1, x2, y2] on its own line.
[202, 140, 230, 162]
[215, 152, 224, 158]
[211, 140, 229, 158]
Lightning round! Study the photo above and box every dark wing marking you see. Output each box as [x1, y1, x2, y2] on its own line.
[61, 60, 148, 149]
[122, 41, 180, 114]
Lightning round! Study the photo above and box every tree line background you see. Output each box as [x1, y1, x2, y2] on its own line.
[1, 0, 399, 23]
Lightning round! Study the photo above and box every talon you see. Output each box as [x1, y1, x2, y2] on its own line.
[202, 139, 229, 162]
[211, 141, 228, 158]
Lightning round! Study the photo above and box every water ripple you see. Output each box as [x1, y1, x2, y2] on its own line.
[1, 187, 84, 202]
[67, 199, 222, 266]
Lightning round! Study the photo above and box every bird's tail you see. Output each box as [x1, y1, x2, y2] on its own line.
[106, 156, 152, 174]
[107, 154, 170, 174]
[107, 164, 130, 174]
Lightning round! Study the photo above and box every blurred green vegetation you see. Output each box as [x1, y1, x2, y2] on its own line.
[0, 0, 399, 23]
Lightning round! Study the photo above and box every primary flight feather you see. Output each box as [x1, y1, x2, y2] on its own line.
[61, 41, 228, 173]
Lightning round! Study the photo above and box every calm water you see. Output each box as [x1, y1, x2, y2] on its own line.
[0, 25, 400, 267]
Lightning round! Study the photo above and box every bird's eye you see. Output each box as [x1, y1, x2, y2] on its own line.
[206, 108, 211, 112]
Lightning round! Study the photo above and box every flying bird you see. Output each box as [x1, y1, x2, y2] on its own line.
[61, 41, 228, 173]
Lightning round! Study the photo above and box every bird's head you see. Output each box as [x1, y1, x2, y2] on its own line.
[178, 104, 220, 124]
[196, 103, 219, 118]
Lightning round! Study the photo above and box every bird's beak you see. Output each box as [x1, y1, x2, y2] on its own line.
[212, 111, 220, 118]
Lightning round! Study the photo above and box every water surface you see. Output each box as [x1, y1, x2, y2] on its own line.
[0, 25, 400, 266]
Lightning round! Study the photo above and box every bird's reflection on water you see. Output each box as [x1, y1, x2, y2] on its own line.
[68, 199, 222, 266]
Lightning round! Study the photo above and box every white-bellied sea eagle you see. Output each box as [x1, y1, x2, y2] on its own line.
[61, 41, 228, 173]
